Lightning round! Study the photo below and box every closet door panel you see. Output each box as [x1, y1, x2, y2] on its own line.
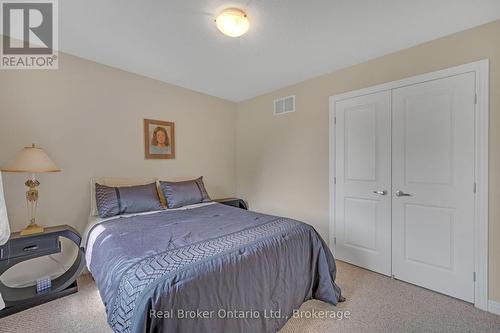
[391, 73, 475, 302]
[334, 91, 392, 276]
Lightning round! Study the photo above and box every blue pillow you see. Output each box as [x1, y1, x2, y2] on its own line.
[95, 182, 163, 218]
[159, 177, 211, 209]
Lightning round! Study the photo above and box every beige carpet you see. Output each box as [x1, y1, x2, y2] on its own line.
[1, 261, 499, 333]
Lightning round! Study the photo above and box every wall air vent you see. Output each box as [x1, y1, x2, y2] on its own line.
[274, 95, 295, 115]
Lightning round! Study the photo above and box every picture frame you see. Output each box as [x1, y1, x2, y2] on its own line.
[144, 119, 175, 159]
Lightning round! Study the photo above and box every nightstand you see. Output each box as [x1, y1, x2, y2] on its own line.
[0, 225, 85, 318]
[215, 198, 248, 210]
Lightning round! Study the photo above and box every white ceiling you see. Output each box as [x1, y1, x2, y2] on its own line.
[60, 0, 500, 102]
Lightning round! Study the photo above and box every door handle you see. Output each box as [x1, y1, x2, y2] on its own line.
[395, 190, 411, 197]
[373, 190, 387, 195]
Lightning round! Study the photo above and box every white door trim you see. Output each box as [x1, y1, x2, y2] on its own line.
[329, 59, 489, 311]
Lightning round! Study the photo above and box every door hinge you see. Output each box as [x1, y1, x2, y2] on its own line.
[334, 117, 337, 125]
[473, 183, 477, 194]
[474, 93, 478, 105]
[473, 272, 476, 282]
[333, 237, 336, 245]
[334, 177, 336, 184]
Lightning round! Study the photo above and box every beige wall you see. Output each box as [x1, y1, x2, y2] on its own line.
[0, 52, 237, 235]
[236, 20, 500, 301]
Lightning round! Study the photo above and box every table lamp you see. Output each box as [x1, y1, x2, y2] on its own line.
[1, 144, 60, 236]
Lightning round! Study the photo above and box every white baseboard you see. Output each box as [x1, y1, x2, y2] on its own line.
[489, 300, 500, 316]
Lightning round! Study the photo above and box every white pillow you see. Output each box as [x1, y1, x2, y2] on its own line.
[89, 177, 158, 217]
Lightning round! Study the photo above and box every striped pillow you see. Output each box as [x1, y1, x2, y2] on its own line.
[95, 182, 163, 218]
[159, 177, 211, 209]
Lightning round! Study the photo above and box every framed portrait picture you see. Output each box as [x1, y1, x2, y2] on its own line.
[144, 119, 175, 159]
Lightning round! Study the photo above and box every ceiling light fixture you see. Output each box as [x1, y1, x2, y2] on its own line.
[215, 8, 249, 38]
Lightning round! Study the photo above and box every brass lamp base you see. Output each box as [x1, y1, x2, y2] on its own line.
[21, 176, 44, 236]
[20, 223, 44, 236]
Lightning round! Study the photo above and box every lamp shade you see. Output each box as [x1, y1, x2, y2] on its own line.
[1, 144, 60, 173]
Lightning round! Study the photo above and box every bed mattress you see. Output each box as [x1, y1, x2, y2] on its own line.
[85, 203, 342, 333]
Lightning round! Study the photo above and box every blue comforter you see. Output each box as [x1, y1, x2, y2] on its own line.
[87, 203, 342, 333]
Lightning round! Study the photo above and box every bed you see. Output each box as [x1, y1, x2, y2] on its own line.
[84, 179, 343, 333]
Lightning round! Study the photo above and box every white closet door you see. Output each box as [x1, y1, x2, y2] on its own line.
[334, 91, 392, 276]
[392, 72, 476, 302]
